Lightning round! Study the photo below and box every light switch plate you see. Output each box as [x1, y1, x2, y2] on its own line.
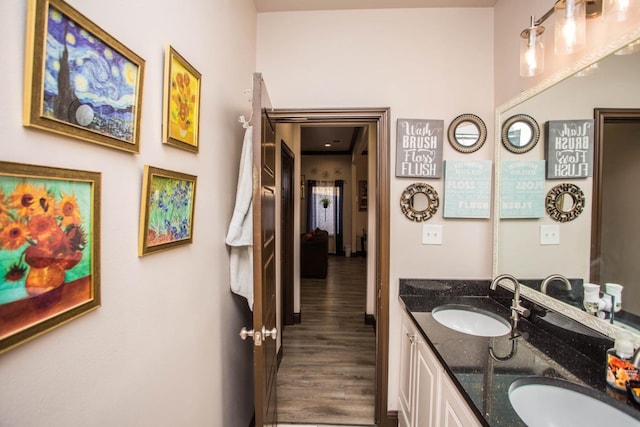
[422, 224, 443, 245]
[540, 224, 560, 245]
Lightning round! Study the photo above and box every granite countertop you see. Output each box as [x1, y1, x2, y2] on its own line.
[399, 279, 640, 426]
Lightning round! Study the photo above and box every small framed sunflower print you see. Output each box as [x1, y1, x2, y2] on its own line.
[0, 161, 101, 354]
[162, 46, 202, 153]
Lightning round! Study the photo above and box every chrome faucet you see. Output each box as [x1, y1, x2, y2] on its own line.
[490, 274, 530, 327]
[540, 274, 572, 294]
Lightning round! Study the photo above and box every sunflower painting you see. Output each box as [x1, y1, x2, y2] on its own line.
[0, 161, 100, 354]
[162, 46, 201, 153]
[138, 166, 197, 256]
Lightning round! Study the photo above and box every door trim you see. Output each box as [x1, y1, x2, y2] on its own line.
[270, 107, 391, 426]
[590, 108, 640, 283]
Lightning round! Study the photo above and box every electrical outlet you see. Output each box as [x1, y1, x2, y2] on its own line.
[540, 224, 560, 245]
[422, 224, 443, 245]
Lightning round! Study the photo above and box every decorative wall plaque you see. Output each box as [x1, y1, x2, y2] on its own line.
[545, 119, 594, 179]
[443, 160, 491, 218]
[500, 160, 546, 219]
[396, 119, 444, 178]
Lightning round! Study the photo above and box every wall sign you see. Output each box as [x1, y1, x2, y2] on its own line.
[545, 119, 594, 179]
[396, 119, 444, 178]
[443, 160, 491, 218]
[500, 160, 546, 218]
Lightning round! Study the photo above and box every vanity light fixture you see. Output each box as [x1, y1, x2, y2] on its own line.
[519, 0, 612, 77]
[520, 16, 545, 77]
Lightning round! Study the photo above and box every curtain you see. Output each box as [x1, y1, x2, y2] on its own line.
[306, 180, 344, 255]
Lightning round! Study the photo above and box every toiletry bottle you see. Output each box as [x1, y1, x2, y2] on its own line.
[606, 338, 639, 392]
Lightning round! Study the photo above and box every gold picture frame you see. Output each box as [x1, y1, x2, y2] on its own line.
[162, 46, 202, 153]
[138, 166, 197, 256]
[0, 161, 101, 354]
[23, 0, 145, 153]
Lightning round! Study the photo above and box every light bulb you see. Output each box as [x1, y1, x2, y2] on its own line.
[555, 0, 586, 55]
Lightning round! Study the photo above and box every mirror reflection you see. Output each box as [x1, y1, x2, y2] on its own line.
[410, 192, 430, 211]
[455, 121, 480, 146]
[496, 38, 640, 334]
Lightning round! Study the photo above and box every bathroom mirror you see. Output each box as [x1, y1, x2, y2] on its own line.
[447, 114, 487, 153]
[400, 182, 439, 222]
[501, 114, 540, 154]
[494, 34, 640, 338]
[545, 183, 585, 222]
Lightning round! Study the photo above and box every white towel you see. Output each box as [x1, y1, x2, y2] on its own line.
[226, 126, 254, 309]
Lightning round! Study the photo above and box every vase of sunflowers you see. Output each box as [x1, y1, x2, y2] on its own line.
[1, 182, 87, 297]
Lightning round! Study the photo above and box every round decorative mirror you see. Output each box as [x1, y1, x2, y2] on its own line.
[400, 183, 439, 222]
[501, 114, 540, 154]
[545, 183, 585, 222]
[447, 114, 487, 153]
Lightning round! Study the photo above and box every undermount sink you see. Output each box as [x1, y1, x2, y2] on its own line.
[509, 377, 640, 426]
[431, 304, 511, 337]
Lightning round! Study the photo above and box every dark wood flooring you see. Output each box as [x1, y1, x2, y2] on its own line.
[277, 255, 376, 426]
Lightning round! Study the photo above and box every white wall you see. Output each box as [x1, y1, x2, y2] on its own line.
[0, 1, 257, 426]
[257, 8, 495, 412]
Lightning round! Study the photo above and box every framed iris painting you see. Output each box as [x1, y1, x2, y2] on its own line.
[0, 161, 101, 354]
[23, 0, 145, 153]
[162, 46, 202, 153]
[138, 166, 197, 256]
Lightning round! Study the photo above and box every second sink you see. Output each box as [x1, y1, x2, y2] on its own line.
[431, 303, 511, 337]
[509, 376, 640, 426]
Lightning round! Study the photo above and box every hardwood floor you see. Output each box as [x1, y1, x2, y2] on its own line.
[277, 255, 376, 426]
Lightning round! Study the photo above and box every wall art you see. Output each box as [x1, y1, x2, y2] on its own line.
[162, 46, 202, 153]
[546, 183, 585, 222]
[396, 119, 444, 178]
[500, 160, 546, 219]
[23, 0, 145, 153]
[400, 182, 439, 222]
[138, 166, 197, 256]
[443, 160, 492, 218]
[358, 180, 368, 211]
[0, 161, 101, 354]
[545, 119, 594, 179]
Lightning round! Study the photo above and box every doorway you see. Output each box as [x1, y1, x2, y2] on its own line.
[591, 108, 640, 319]
[271, 108, 392, 426]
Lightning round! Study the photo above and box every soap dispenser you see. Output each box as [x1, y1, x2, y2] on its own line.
[606, 338, 638, 392]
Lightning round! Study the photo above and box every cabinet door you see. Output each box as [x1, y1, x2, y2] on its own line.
[413, 338, 440, 427]
[440, 373, 482, 427]
[398, 313, 416, 427]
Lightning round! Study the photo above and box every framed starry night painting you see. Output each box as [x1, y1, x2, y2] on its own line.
[23, 0, 145, 153]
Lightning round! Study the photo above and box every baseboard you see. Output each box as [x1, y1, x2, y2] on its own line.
[293, 312, 301, 324]
[386, 410, 399, 426]
[277, 344, 283, 368]
[364, 313, 376, 331]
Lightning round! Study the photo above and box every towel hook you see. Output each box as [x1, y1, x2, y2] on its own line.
[238, 89, 253, 128]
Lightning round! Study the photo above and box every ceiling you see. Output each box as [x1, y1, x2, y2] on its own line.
[300, 125, 365, 155]
[254, 0, 498, 13]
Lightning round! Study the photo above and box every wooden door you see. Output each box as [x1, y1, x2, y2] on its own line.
[251, 73, 278, 427]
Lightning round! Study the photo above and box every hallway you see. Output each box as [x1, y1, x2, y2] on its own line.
[277, 255, 376, 425]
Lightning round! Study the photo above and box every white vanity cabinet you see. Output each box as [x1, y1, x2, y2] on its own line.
[399, 309, 482, 427]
